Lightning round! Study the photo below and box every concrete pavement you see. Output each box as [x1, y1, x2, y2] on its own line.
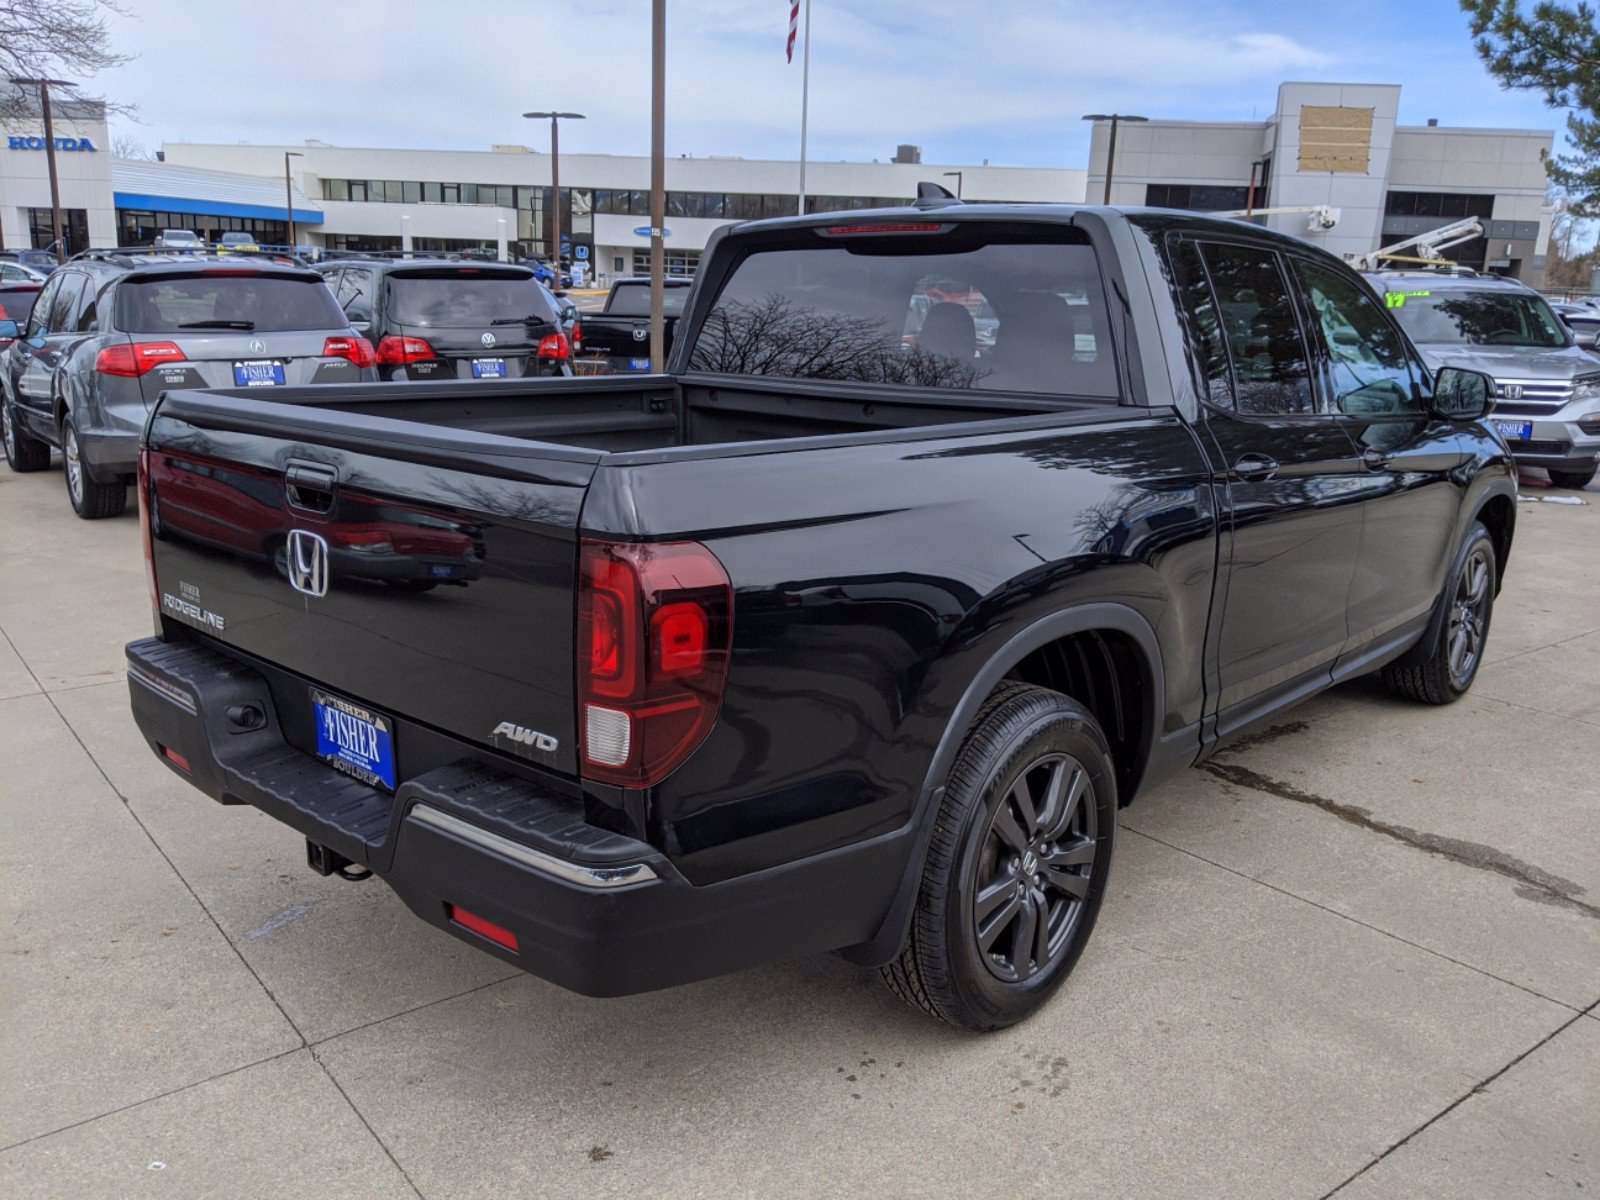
[1, 461, 1595, 1199]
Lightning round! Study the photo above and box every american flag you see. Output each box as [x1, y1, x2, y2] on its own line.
[786, 0, 800, 62]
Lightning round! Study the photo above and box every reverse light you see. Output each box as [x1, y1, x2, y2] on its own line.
[323, 335, 376, 369]
[374, 334, 437, 365]
[95, 341, 186, 377]
[537, 332, 572, 360]
[577, 540, 732, 788]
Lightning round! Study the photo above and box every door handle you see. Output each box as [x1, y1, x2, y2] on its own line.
[1361, 448, 1391, 471]
[1232, 453, 1279, 481]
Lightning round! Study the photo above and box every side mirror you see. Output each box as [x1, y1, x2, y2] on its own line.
[1431, 366, 1493, 421]
[0, 319, 18, 340]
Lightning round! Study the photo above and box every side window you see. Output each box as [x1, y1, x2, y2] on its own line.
[1293, 259, 1420, 415]
[1197, 242, 1317, 416]
[342, 270, 374, 323]
[25, 275, 61, 336]
[75, 279, 101, 332]
[1168, 238, 1233, 409]
[45, 273, 84, 336]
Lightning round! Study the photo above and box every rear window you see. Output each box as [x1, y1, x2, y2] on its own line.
[687, 227, 1119, 397]
[0, 289, 40, 325]
[115, 274, 347, 333]
[607, 283, 690, 317]
[1386, 288, 1569, 349]
[387, 273, 558, 328]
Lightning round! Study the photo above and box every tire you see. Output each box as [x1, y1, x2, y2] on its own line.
[61, 418, 127, 519]
[1382, 522, 1496, 705]
[1546, 466, 1596, 490]
[881, 682, 1117, 1031]
[2, 398, 51, 472]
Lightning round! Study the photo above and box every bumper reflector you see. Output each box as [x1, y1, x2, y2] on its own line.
[161, 745, 191, 773]
[448, 904, 519, 951]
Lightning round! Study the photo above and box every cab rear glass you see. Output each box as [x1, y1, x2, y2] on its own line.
[687, 224, 1119, 398]
[386, 272, 558, 328]
[115, 273, 346, 333]
[607, 283, 690, 317]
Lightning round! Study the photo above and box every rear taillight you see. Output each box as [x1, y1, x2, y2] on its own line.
[577, 539, 732, 788]
[537, 332, 571, 360]
[137, 447, 157, 617]
[569, 319, 582, 351]
[95, 342, 186, 377]
[323, 335, 376, 369]
[374, 334, 437, 365]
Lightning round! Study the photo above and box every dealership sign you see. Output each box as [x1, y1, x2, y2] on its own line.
[7, 135, 98, 151]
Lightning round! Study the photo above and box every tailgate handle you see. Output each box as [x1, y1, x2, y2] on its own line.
[285, 462, 338, 514]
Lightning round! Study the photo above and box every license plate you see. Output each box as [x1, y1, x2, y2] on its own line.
[311, 689, 396, 791]
[233, 360, 285, 387]
[1491, 419, 1532, 441]
[471, 358, 506, 379]
[627, 357, 651, 371]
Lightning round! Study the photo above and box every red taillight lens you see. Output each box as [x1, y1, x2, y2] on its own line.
[374, 334, 436, 365]
[448, 905, 518, 951]
[95, 341, 186, 377]
[537, 332, 571, 360]
[569, 319, 582, 351]
[323, 335, 376, 369]
[577, 540, 732, 788]
[137, 447, 158, 616]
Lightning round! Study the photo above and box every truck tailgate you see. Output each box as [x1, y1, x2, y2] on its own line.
[143, 388, 596, 777]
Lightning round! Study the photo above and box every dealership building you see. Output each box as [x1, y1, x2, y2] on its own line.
[3, 80, 1553, 285]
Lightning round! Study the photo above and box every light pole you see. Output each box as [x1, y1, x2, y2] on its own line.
[400, 213, 411, 254]
[942, 171, 963, 199]
[283, 151, 303, 249]
[522, 111, 584, 274]
[649, 0, 666, 371]
[1082, 113, 1147, 205]
[11, 77, 74, 261]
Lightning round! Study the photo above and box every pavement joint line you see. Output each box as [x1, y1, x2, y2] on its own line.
[1478, 622, 1600, 669]
[1119, 824, 1585, 1015]
[309, 1045, 426, 1200]
[307, 971, 524, 1050]
[1318, 998, 1600, 1199]
[0, 1048, 303, 1155]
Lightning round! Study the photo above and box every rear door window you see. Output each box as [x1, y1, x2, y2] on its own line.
[386, 272, 558, 328]
[1194, 242, 1317, 416]
[116, 274, 348, 333]
[687, 226, 1119, 398]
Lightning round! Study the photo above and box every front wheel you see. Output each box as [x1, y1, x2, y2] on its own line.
[2, 399, 51, 472]
[62, 418, 127, 519]
[881, 682, 1117, 1031]
[1382, 523, 1496, 704]
[1546, 466, 1596, 490]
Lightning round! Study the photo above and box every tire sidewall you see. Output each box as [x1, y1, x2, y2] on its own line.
[940, 704, 1117, 1028]
[1440, 525, 1497, 698]
[62, 418, 86, 513]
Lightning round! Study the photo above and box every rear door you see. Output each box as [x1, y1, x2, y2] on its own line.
[383, 268, 561, 382]
[1169, 236, 1367, 735]
[115, 268, 370, 405]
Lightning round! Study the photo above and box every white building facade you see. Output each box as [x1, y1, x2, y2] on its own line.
[0, 90, 117, 254]
[1086, 82, 1554, 282]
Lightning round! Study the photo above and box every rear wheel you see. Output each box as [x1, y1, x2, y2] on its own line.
[881, 682, 1116, 1031]
[1547, 466, 1596, 490]
[62, 418, 127, 519]
[1382, 523, 1495, 704]
[2, 399, 50, 472]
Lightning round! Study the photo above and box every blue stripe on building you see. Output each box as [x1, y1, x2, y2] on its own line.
[112, 192, 324, 225]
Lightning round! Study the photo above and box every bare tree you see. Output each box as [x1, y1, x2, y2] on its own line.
[0, 0, 135, 121]
[110, 130, 151, 159]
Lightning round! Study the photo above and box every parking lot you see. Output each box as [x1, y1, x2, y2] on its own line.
[0, 460, 1591, 1198]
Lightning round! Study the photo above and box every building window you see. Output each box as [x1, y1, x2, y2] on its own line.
[1383, 191, 1495, 220]
[117, 209, 288, 247]
[631, 249, 701, 277]
[1145, 184, 1252, 212]
[323, 233, 401, 253]
[27, 208, 89, 253]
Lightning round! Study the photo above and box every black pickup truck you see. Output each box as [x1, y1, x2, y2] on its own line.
[574, 275, 694, 373]
[126, 199, 1515, 1031]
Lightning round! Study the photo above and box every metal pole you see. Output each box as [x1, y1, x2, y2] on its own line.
[39, 82, 66, 260]
[797, 0, 811, 212]
[1102, 115, 1118, 206]
[550, 115, 561, 277]
[650, 0, 666, 372]
[284, 152, 298, 248]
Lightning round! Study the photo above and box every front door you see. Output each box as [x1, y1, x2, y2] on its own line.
[9, 270, 85, 440]
[1169, 237, 1367, 737]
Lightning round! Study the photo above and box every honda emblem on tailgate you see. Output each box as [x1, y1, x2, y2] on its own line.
[632, 328, 648, 341]
[286, 529, 329, 598]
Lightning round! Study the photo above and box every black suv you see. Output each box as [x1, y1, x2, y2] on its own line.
[314, 257, 573, 382]
[1, 250, 373, 518]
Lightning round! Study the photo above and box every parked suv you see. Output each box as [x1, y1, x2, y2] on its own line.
[1, 250, 375, 518]
[315, 258, 573, 381]
[1365, 270, 1600, 489]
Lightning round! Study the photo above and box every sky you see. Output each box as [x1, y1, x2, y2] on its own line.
[96, 0, 1570, 169]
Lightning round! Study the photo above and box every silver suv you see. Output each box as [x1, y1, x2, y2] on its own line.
[1364, 270, 1600, 489]
[1, 250, 374, 517]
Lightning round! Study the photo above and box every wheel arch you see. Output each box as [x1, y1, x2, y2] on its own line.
[1471, 486, 1515, 593]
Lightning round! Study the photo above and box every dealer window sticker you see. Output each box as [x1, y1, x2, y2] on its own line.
[1384, 290, 1431, 309]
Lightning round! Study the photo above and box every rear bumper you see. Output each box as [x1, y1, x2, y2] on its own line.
[124, 635, 906, 996]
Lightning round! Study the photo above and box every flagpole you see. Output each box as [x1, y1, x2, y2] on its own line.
[797, 0, 811, 211]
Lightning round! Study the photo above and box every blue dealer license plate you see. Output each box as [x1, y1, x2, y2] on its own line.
[1491, 419, 1532, 442]
[471, 358, 506, 378]
[233, 360, 286, 387]
[627, 357, 651, 371]
[312, 689, 396, 791]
